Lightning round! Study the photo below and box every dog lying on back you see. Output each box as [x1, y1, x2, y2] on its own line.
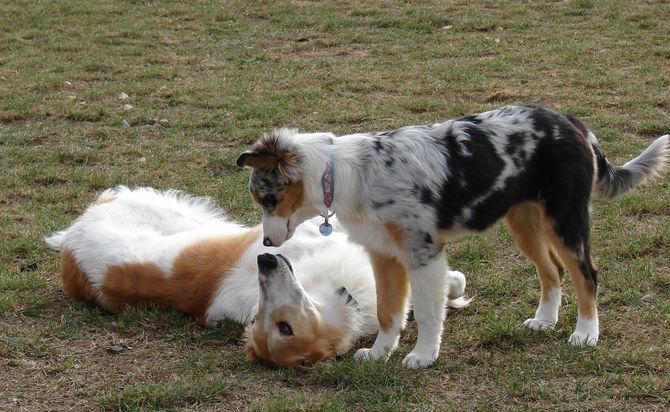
[45, 186, 470, 368]
[237, 105, 670, 369]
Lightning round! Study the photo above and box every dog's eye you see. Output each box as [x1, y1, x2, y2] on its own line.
[277, 321, 293, 336]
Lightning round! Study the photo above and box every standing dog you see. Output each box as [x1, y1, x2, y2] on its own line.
[237, 105, 670, 369]
[45, 186, 470, 368]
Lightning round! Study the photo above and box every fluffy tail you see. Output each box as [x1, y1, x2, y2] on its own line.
[446, 270, 472, 309]
[45, 230, 68, 251]
[592, 133, 670, 200]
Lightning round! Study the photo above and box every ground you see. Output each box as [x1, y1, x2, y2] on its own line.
[1, 0, 669, 410]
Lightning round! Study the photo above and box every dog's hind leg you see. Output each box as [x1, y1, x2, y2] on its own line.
[505, 202, 564, 331]
[402, 253, 449, 369]
[354, 250, 410, 363]
[549, 234, 599, 346]
[541, 194, 599, 346]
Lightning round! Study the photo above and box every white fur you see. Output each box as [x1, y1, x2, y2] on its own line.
[524, 287, 561, 331]
[568, 314, 599, 346]
[46, 186, 470, 357]
[402, 255, 449, 369]
[354, 311, 406, 362]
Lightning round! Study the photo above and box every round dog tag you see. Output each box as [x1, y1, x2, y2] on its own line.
[319, 222, 333, 236]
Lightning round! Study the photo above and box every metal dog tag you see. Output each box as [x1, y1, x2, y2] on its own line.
[319, 222, 333, 236]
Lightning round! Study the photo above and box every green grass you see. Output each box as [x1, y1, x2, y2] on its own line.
[1, 0, 669, 410]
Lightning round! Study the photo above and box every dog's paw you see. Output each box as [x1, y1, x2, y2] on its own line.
[523, 318, 556, 332]
[354, 347, 388, 362]
[568, 332, 598, 347]
[401, 350, 437, 370]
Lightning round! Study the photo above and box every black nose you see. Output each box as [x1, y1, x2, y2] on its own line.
[257, 253, 279, 272]
[263, 237, 274, 247]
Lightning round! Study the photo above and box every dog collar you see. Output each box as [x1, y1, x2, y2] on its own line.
[319, 138, 335, 236]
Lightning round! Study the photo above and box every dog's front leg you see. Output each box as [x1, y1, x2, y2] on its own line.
[402, 253, 448, 369]
[355, 250, 409, 363]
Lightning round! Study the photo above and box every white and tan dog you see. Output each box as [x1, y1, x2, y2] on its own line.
[45, 186, 469, 368]
[237, 105, 670, 369]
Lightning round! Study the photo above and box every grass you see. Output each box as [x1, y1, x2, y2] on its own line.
[1, 0, 668, 410]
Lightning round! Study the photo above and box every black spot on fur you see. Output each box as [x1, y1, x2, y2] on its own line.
[578, 251, 598, 295]
[336, 286, 358, 306]
[534, 132, 594, 252]
[565, 114, 590, 138]
[262, 194, 277, 209]
[527, 106, 562, 139]
[458, 115, 482, 124]
[505, 132, 526, 155]
[435, 124, 507, 228]
[374, 139, 384, 153]
[435, 106, 597, 258]
[419, 186, 433, 205]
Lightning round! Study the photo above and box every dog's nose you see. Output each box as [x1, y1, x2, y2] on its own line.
[263, 237, 274, 247]
[257, 253, 279, 272]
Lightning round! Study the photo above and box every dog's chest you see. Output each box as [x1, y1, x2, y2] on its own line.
[336, 217, 403, 258]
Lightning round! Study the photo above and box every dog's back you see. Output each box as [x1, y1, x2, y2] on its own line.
[45, 186, 260, 325]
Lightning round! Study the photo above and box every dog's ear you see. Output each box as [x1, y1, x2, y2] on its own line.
[238, 129, 303, 182]
[244, 343, 258, 361]
[243, 326, 258, 361]
[236, 151, 280, 170]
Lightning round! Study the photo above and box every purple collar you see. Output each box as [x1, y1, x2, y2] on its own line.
[319, 139, 335, 236]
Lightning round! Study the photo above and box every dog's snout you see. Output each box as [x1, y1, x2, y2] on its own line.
[257, 253, 279, 272]
[263, 237, 274, 247]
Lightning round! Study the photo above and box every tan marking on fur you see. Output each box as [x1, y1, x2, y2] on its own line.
[60, 250, 97, 302]
[276, 183, 304, 218]
[244, 307, 268, 362]
[384, 222, 404, 247]
[244, 305, 343, 368]
[549, 249, 565, 280]
[551, 241, 598, 320]
[100, 262, 167, 312]
[101, 226, 261, 325]
[505, 202, 563, 305]
[95, 195, 117, 205]
[366, 249, 409, 332]
[506, 201, 597, 320]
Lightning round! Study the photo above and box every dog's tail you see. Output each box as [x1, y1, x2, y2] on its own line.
[446, 270, 472, 309]
[45, 230, 68, 251]
[591, 133, 670, 200]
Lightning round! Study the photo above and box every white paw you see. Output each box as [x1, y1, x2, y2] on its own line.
[568, 332, 598, 347]
[354, 347, 389, 362]
[401, 350, 437, 370]
[523, 318, 556, 332]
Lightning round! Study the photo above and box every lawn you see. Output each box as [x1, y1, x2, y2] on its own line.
[1, 0, 668, 410]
